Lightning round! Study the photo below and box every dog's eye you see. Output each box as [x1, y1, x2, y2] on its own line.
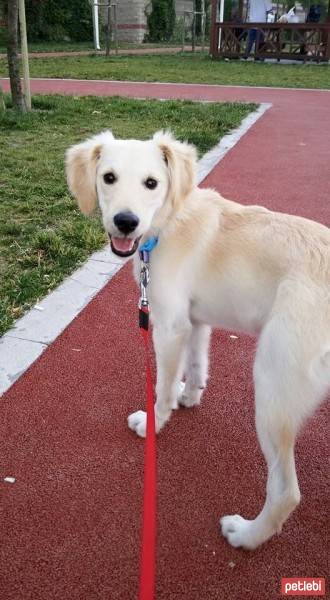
[103, 172, 116, 185]
[144, 177, 158, 190]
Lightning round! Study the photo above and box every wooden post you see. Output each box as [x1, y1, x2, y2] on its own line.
[113, 3, 118, 55]
[7, 0, 26, 111]
[192, 0, 196, 52]
[18, 0, 31, 111]
[239, 0, 244, 21]
[201, 0, 206, 53]
[323, 0, 330, 60]
[210, 0, 218, 56]
[106, 0, 111, 56]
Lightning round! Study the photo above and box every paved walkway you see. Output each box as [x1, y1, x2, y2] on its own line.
[0, 80, 329, 600]
[0, 46, 200, 60]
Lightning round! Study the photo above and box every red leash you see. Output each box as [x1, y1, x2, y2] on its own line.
[138, 308, 156, 600]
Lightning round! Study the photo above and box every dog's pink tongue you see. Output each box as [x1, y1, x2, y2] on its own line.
[111, 237, 135, 252]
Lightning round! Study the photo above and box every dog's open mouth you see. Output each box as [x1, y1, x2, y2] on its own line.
[109, 234, 141, 257]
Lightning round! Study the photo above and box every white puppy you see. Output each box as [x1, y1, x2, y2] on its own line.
[66, 130, 330, 550]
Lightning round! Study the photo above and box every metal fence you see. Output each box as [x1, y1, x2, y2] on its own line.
[90, 0, 211, 54]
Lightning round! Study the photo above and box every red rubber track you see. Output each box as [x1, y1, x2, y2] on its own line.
[0, 81, 329, 600]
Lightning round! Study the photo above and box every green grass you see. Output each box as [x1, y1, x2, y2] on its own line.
[0, 94, 254, 335]
[1, 53, 329, 88]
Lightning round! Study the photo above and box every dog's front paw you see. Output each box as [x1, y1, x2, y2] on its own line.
[128, 410, 147, 438]
[128, 408, 170, 437]
[178, 385, 203, 408]
[171, 381, 186, 409]
[220, 514, 258, 550]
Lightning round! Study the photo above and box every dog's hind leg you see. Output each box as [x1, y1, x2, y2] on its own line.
[221, 423, 300, 549]
[128, 316, 191, 437]
[179, 323, 211, 408]
[220, 311, 322, 549]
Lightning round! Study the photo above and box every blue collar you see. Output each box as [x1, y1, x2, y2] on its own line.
[139, 236, 159, 263]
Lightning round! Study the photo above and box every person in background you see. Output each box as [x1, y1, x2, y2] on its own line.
[243, 0, 273, 59]
[306, 4, 321, 22]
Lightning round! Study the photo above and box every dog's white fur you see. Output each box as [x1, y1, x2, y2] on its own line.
[66, 130, 330, 550]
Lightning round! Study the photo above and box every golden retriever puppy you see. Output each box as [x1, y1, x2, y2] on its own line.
[66, 130, 330, 550]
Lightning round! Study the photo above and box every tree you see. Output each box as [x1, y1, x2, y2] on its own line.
[7, 0, 26, 111]
[0, 83, 5, 114]
[24, 0, 92, 42]
[147, 0, 176, 42]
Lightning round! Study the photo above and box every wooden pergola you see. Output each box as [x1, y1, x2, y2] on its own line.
[210, 0, 330, 61]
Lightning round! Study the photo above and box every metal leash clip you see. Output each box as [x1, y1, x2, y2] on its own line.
[138, 237, 158, 331]
[139, 260, 150, 331]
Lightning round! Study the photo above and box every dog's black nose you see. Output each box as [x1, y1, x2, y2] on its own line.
[113, 212, 140, 234]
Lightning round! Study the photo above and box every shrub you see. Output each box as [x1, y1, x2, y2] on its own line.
[147, 0, 176, 42]
[24, 0, 93, 42]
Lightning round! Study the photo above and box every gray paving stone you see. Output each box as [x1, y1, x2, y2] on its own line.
[6, 279, 100, 345]
[90, 247, 130, 265]
[0, 336, 46, 396]
[70, 259, 120, 289]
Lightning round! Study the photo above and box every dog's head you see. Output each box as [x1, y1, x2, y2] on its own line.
[66, 130, 197, 257]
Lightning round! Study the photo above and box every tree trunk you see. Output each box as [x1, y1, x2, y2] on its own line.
[0, 83, 5, 114]
[7, 0, 26, 111]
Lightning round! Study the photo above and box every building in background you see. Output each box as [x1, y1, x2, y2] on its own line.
[100, 0, 194, 43]
[116, 0, 147, 43]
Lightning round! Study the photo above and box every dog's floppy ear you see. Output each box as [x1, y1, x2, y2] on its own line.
[65, 131, 114, 215]
[153, 131, 197, 208]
